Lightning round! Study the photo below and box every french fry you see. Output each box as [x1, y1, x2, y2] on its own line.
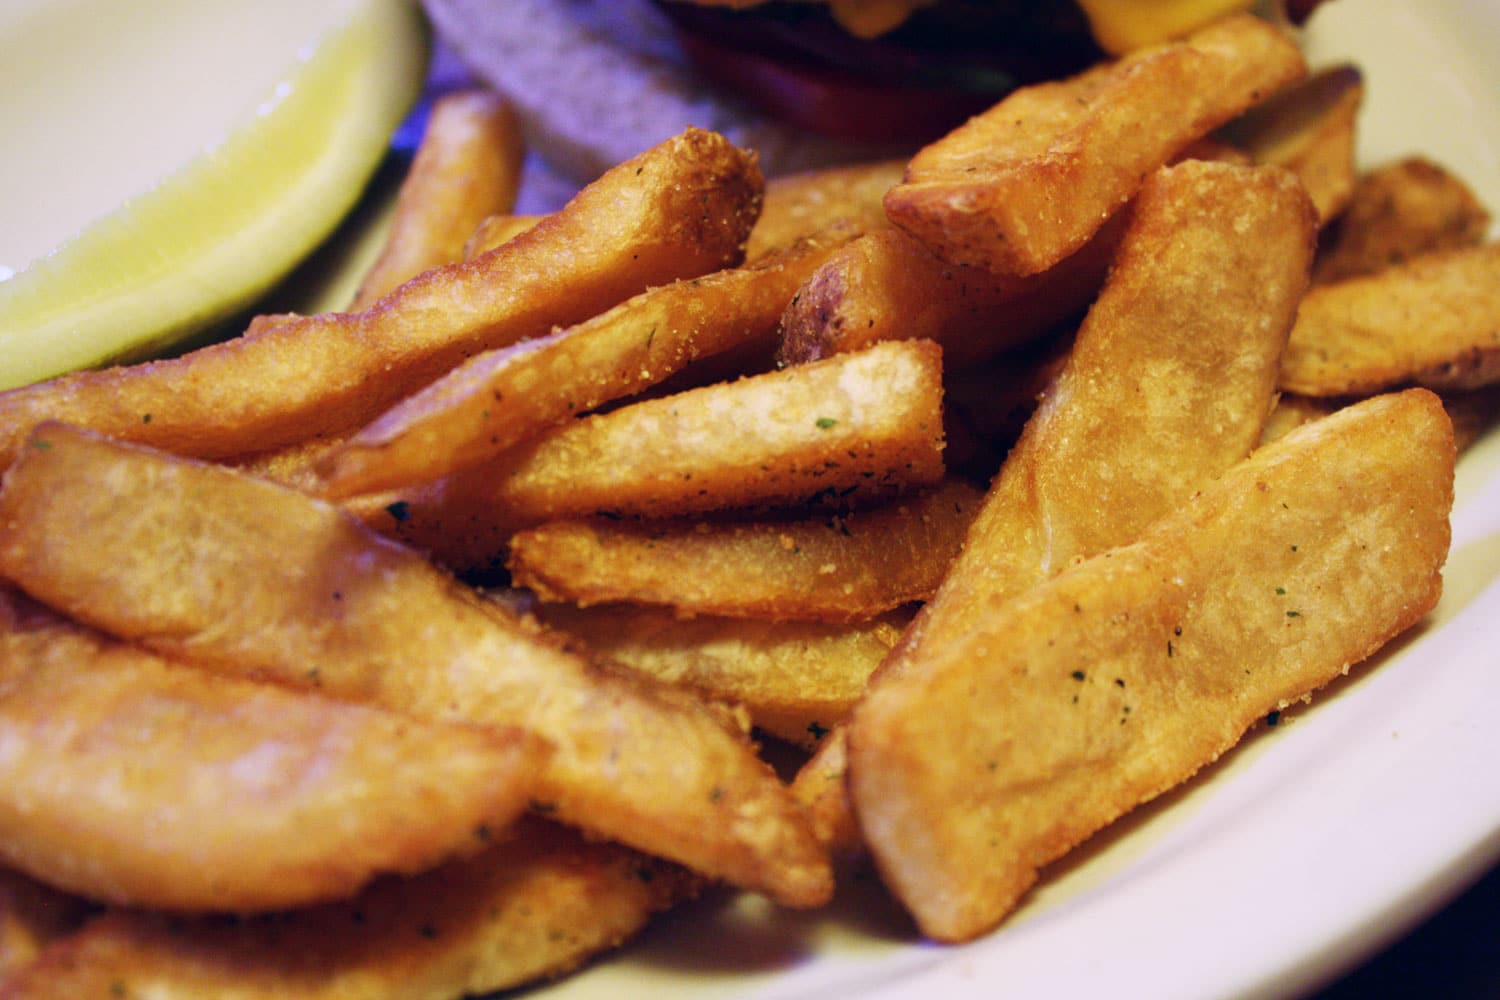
[360, 339, 947, 570]
[1281, 242, 1500, 396]
[537, 603, 912, 751]
[0, 128, 763, 469]
[0, 868, 92, 983]
[1227, 64, 1363, 225]
[788, 729, 861, 855]
[461, 212, 544, 259]
[776, 220, 1117, 367]
[1260, 391, 1337, 446]
[1313, 156, 1493, 284]
[0, 587, 544, 913]
[883, 14, 1305, 275]
[317, 225, 860, 499]
[510, 480, 981, 623]
[848, 388, 1454, 941]
[793, 159, 1316, 853]
[349, 89, 525, 310]
[0, 819, 696, 999]
[0, 425, 831, 908]
[902, 161, 1312, 648]
[745, 159, 905, 261]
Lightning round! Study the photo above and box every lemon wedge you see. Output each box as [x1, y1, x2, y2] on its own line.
[0, 0, 428, 390]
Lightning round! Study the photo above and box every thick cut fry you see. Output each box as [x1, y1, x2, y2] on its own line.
[318, 226, 859, 498]
[361, 339, 947, 570]
[510, 480, 980, 623]
[0, 819, 696, 999]
[0, 588, 544, 913]
[462, 212, 544, 259]
[1313, 157, 1493, 284]
[903, 161, 1313, 651]
[1281, 243, 1500, 396]
[1260, 392, 1337, 446]
[0, 869, 92, 983]
[1227, 64, 1363, 224]
[788, 729, 860, 854]
[538, 603, 911, 750]
[0, 128, 762, 469]
[350, 89, 525, 310]
[795, 160, 1316, 852]
[0, 426, 830, 908]
[745, 159, 905, 261]
[883, 15, 1305, 275]
[776, 221, 1117, 367]
[849, 389, 1454, 941]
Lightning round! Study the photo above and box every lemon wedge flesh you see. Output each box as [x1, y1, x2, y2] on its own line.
[1075, 0, 1256, 54]
[0, 0, 428, 390]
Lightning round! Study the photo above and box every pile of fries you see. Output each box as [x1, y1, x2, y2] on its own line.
[1, 11, 1494, 995]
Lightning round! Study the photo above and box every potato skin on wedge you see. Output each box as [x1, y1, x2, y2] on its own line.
[0, 588, 544, 914]
[849, 389, 1453, 941]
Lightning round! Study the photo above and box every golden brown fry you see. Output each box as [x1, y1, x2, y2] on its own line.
[0, 425, 830, 908]
[318, 226, 859, 499]
[1313, 156, 1493, 284]
[907, 161, 1312, 647]
[461, 212, 544, 259]
[510, 480, 980, 624]
[1228, 63, 1363, 225]
[0, 868, 92, 983]
[350, 89, 525, 310]
[776, 220, 1117, 367]
[0, 587, 544, 913]
[0, 128, 762, 469]
[789, 729, 860, 854]
[848, 388, 1454, 941]
[883, 15, 1305, 275]
[745, 159, 905, 261]
[362, 339, 947, 569]
[0, 819, 696, 999]
[1281, 243, 1500, 396]
[795, 160, 1316, 852]
[1259, 392, 1338, 446]
[537, 603, 911, 751]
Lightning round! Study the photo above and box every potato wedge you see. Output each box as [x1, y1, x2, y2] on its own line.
[537, 603, 912, 751]
[350, 89, 525, 310]
[1281, 242, 1500, 396]
[0, 426, 831, 908]
[793, 159, 1315, 852]
[361, 339, 947, 570]
[0, 819, 696, 999]
[745, 159, 905, 261]
[902, 161, 1312, 647]
[883, 14, 1305, 274]
[849, 388, 1454, 941]
[1227, 63, 1363, 224]
[318, 225, 859, 498]
[462, 212, 545, 259]
[510, 480, 980, 624]
[1313, 156, 1493, 284]
[0, 587, 544, 913]
[776, 220, 1117, 367]
[0, 128, 762, 469]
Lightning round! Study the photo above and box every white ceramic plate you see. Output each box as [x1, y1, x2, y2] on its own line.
[527, 3, 1500, 998]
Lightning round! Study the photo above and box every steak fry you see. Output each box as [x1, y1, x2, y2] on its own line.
[0, 426, 830, 909]
[849, 389, 1454, 941]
